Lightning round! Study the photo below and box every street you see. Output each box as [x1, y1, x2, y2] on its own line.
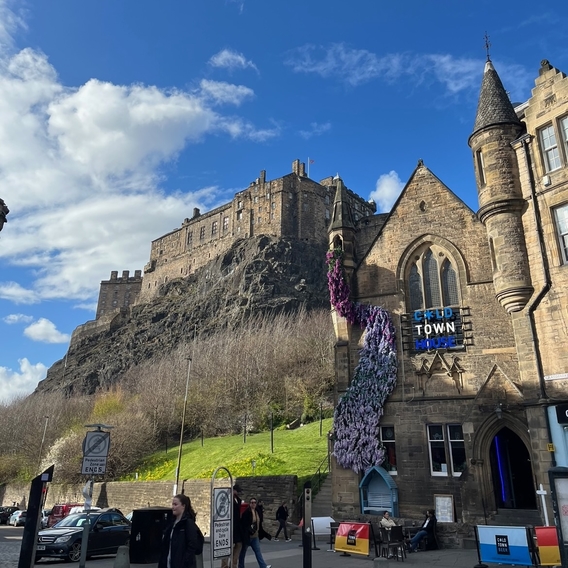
[1, 525, 484, 568]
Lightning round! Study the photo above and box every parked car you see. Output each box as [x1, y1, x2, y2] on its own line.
[36, 508, 131, 562]
[47, 503, 83, 527]
[0, 506, 19, 524]
[9, 510, 26, 526]
[41, 509, 52, 528]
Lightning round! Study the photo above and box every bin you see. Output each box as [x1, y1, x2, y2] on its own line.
[130, 506, 172, 564]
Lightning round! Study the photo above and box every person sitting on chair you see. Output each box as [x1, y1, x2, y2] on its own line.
[379, 511, 396, 529]
[408, 509, 437, 552]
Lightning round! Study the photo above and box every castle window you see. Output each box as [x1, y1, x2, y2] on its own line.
[223, 216, 229, 231]
[303, 203, 308, 211]
[289, 192, 293, 199]
[407, 247, 460, 310]
[254, 196, 259, 203]
[200, 227, 205, 240]
[325, 209, 330, 220]
[554, 204, 568, 264]
[561, 116, 568, 160]
[539, 124, 561, 172]
[325, 195, 330, 205]
[476, 149, 486, 186]
[237, 200, 243, 209]
[257, 216, 261, 224]
[271, 202, 276, 209]
[380, 426, 397, 475]
[211, 221, 218, 236]
[187, 230, 193, 247]
[237, 211, 243, 221]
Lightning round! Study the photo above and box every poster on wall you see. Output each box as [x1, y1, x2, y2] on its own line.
[334, 522, 370, 556]
[434, 494, 454, 522]
[476, 525, 534, 566]
[555, 478, 568, 545]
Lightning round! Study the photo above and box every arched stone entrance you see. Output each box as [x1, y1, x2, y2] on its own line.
[489, 427, 536, 509]
[471, 413, 537, 515]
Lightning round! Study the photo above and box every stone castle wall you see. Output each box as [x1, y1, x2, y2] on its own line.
[0, 475, 297, 536]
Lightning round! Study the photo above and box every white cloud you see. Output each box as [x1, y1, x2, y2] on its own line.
[299, 121, 331, 139]
[208, 49, 258, 73]
[285, 43, 532, 100]
[3, 313, 33, 324]
[369, 171, 404, 213]
[24, 318, 70, 343]
[0, 281, 39, 304]
[0, 358, 47, 403]
[0, 4, 276, 305]
[199, 79, 254, 106]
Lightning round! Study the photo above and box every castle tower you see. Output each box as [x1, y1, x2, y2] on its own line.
[468, 59, 533, 313]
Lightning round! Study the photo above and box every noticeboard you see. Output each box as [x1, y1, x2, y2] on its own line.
[434, 494, 454, 523]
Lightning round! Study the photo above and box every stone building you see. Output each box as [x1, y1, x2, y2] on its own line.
[98, 159, 376, 310]
[329, 58, 568, 528]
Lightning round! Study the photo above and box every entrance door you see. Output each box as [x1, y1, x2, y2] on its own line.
[489, 427, 536, 509]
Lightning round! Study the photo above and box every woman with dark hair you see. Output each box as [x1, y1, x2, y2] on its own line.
[159, 494, 203, 568]
[408, 509, 437, 552]
[238, 497, 271, 568]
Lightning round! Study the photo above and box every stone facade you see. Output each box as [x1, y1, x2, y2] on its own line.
[328, 58, 568, 533]
[96, 270, 143, 318]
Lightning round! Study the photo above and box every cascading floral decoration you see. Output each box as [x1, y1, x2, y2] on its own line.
[327, 247, 398, 473]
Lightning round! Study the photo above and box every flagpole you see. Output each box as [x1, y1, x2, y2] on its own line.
[307, 157, 310, 179]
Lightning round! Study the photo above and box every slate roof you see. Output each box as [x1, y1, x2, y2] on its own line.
[471, 60, 521, 138]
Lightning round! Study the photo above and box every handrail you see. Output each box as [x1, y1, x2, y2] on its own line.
[293, 451, 331, 521]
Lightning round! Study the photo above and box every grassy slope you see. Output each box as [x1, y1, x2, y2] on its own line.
[128, 418, 332, 489]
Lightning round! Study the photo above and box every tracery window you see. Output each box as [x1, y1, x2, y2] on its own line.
[407, 246, 460, 311]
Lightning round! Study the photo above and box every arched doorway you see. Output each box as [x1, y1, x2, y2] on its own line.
[489, 427, 536, 510]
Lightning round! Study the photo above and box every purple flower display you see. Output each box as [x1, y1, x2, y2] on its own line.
[326, 248, 398, 473]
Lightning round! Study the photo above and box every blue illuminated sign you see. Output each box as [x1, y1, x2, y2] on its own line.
[412, 306, 463, 351]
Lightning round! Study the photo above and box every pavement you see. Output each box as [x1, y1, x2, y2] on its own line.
[0, 526, 496, 568]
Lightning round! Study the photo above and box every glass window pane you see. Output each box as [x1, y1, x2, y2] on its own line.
[428, 425, 444, 440]
[448, 424, 464, 440]
[450, 442, 466, 473]
[442, 259, 459, 306]
[409, 264, 423, 311]
[424, 250, 441, 308]
[430, 442, 447, 472]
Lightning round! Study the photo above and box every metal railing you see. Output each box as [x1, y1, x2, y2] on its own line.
[293, 451, 331, 522]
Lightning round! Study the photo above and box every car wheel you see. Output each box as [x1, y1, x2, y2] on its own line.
[67, 542, 82, 562]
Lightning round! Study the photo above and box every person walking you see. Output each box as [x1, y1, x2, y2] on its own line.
[158, 494, 202, 568]
[238, 497, 271, 568]
[273, 501, 291, 541]
[221, 484, 244, 568]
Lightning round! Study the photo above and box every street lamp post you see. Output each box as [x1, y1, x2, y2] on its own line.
[37, 416, 49, 472]
[174, 356, 192, 496]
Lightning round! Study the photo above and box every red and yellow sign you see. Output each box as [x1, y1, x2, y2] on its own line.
[535, 526, 561, 566]
[335, 522, 370, 556]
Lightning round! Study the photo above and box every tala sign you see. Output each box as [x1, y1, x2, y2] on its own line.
[412, 307, 463, 351]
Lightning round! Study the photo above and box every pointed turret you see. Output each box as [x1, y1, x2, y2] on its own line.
[328, 175, 356, 276]
[468, 59, 532, 313]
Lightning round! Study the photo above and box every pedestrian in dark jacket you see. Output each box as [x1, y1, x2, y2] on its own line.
[238, 497, 271, 568]
[274, 501, 290, 541]
[221, 484, 245, 568]
[159, 494, 202, 568]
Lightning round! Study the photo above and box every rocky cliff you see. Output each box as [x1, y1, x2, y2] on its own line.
[35, 235, 330, 396]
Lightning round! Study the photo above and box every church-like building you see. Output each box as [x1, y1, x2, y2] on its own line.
[328, 57, 568, 536]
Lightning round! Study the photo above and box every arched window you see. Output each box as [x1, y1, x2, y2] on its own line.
[407, 247, 460, 310]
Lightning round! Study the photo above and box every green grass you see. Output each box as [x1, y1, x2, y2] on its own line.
[126, 418, 332, 491]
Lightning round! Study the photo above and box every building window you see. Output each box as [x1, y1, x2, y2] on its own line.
[448, 424, 466, 476]
[476, 149, 486, 186]
[540, 124, 561, 172]
[428, 425, 448, 476]
[223, 216, 229, 231]
[303, 203, 308, 211]
[237, 200, 243, 209]
[237, 211, 243, 221]
[254, 196, 259, 203]
[561, 116, 568, 157]
[325, 194, 330, 205]
[325, 209, 330, 220]
[271, 202, 276, 209]
[408, 247, 460, 311]
[187, 230, 193, 247]
[257, 216, 261, 224]
[199, 226, 205, 240]
[211, 221, 218, 236]
[554, 204, 568, 264]
[380, 426, 397, 474]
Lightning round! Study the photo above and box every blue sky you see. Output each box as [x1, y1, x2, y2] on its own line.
[0, 0, 567, 402]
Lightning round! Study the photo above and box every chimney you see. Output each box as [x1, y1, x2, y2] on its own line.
[292, 159, 300, 175]
[259, 170, 266, 183]
[192, 207, 201, 219]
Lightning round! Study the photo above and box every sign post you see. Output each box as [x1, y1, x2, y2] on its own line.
[79, 424, 112, 568]
[210, 467, 233, 568]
